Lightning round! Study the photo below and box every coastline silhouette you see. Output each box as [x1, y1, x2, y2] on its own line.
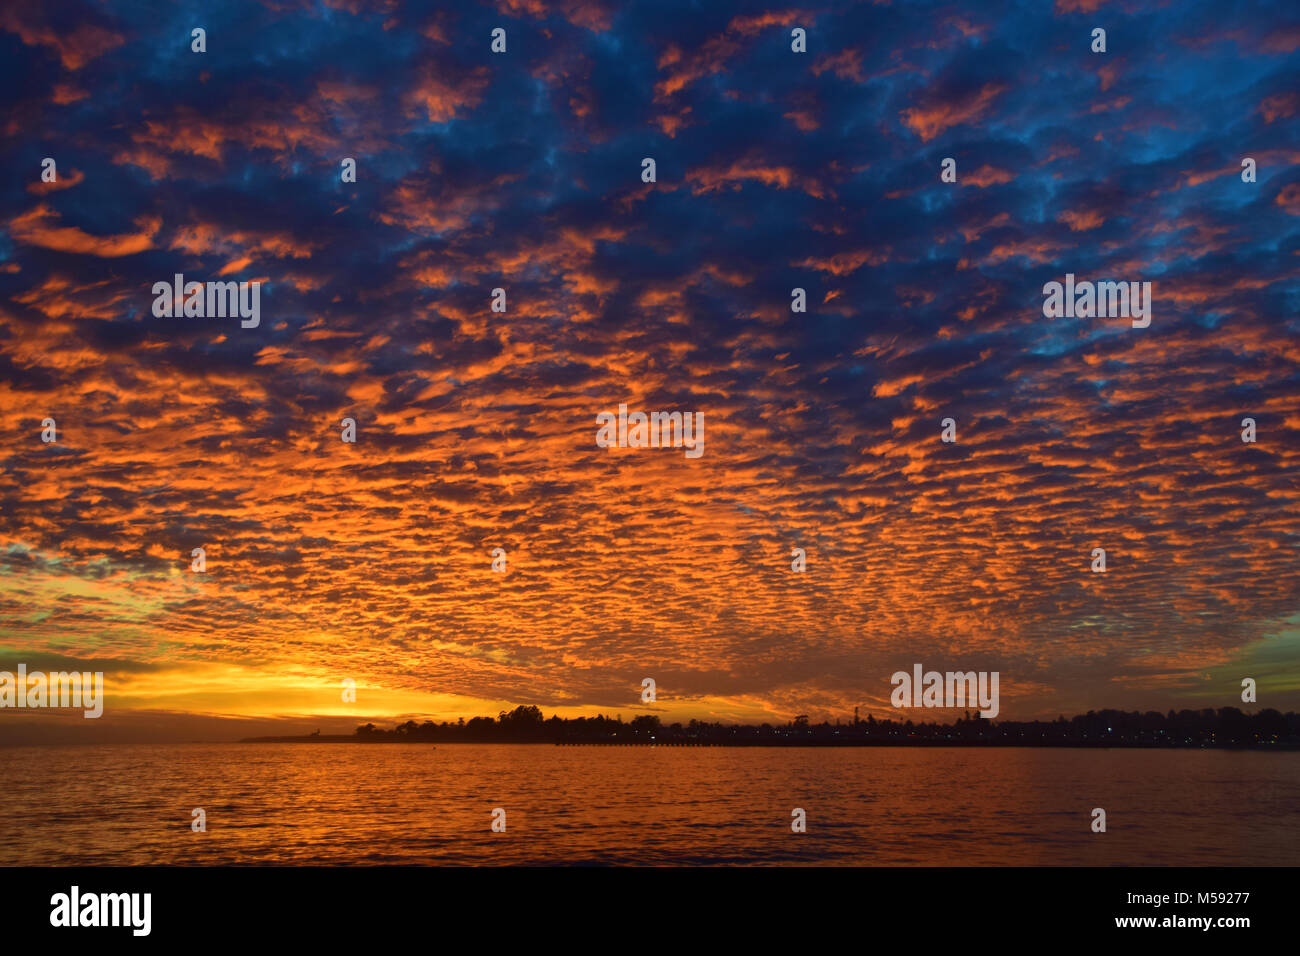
[241, 704, 1300, 748]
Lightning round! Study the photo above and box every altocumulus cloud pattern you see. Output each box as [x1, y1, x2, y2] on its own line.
[1, 0, 1299, 733]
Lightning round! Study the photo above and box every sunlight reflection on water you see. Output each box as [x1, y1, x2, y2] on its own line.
[2, 744, 1296, 865]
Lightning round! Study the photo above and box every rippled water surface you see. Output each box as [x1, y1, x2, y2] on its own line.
[2, 744, 1296, 865]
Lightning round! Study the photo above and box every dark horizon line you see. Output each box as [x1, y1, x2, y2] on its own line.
[240, 704, 1300, 748]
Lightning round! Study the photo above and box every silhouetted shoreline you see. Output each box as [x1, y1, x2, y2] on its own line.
[240, 705, 1300, 749]
[241, 735, 436, 744]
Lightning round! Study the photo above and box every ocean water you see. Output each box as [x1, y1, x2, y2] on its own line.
[1, 744, 1296, 865]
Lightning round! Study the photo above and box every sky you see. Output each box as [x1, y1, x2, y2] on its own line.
[1, 0, 1298, 742]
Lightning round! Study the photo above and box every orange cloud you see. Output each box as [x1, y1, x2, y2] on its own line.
[404, 64, 491, 122]
[1057, 208, 1105, 231]
[964, 165, 1014, 188]
[9, 205, 159, 257]
[0, 9, 123, 69]
[687, 159, 825, 198]
[26, 168, 85, 194]
[1259, 92, 1298, 123]
[1276, 183, 1300, 216]
[900, 82, 1006, 142]
[812, 48, 865, 83]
